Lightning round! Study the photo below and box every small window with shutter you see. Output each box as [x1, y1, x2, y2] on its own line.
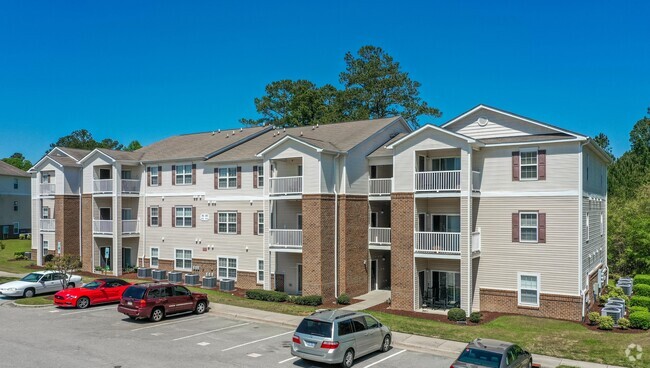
[217, 211, 238, 234]
[519, 212, 538, 242]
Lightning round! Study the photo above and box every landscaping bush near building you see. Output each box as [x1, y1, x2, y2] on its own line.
[629, 311, 650, 330]
[618, 317, 630, 330]
[245, 289, 288, 302]
[13, 251, 27, 260]
[447, 308, 466, 322]
[598, 316, 614, 330]
[633, 274, 650, 286]
[599, 286, 629, 305]
[587, 311, 601, 326]
[337, 293, 351, 305]
[469, 312, 482, 323]
[630, 295, 650, 310]
[629, 306, 649, 314]
[292, 295, 322, 306]
[633, 283, 650, 297]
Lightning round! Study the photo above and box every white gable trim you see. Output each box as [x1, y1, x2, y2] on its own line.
[28, 155, 64, 172]
[78, 149, 116, 165]
[386, 124, 477, 149]
[256, 135, 342, 157]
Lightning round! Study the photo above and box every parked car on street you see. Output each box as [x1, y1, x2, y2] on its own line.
[54, 278, 132, 309]
[291, 310, 391, 368]
[117, 283, 209, 322]
[0, 271, 82, 298]
[451, 338, 533, 368]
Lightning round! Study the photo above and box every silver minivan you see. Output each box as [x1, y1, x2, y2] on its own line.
[291, 310, 391, 368]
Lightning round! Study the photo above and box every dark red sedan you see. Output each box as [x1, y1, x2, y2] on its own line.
[54, 278, 132, 309]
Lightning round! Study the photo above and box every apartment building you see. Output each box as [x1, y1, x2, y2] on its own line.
[29, 105, 610, 321]
[0, 160, 30, 238]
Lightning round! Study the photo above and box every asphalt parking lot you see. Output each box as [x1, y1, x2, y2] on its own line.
[0, 297, 454, 368]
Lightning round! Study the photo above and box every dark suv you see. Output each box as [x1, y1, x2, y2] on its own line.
[117, 283, 209, 322]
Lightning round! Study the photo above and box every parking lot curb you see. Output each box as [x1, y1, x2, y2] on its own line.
[9, 301, 54, 308]
[208, 304, 302, 329]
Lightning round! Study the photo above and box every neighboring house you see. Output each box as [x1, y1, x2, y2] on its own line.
[29, 105, 610, 321]
[0, 160, 31, 239]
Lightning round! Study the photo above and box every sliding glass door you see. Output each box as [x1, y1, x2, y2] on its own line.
[431, 271, 461, 308]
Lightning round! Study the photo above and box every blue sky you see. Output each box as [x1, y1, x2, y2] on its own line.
[1, 1, 648, 164]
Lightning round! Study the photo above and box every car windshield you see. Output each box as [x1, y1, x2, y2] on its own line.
[20, 273, 43, 282]
[122, 286, 146, 299]
[296, 319, 332, 338]
[457, 348, 502, 368]
[82, 281, 102, 290]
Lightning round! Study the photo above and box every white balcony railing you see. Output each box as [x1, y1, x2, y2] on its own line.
[269, 229, 303, 249]
[40, 183, 56, 196]
[471, 231, 481, 253]
[122, 220, 139, 234]
[269, 176, 303, 195]
[40, 219, 55, 232]
[93, 179, 113, 193]
[369, 178, 392, 196]
[121, 179, 140, 194]
[472, 171, 481, 192]
[414, 170, 461, 192]
[414, 232, 461, 255]
[369, 227, 391, 245]
[93, 220, 113, 234]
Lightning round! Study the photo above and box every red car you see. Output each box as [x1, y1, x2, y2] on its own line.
[54, 278, 132, 309]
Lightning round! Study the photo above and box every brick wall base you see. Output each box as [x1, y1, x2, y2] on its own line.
[81, 194, 93, 272]
[480, 288, 583, 321]
[391, 193, 415, 310]
[302, 194, 336, 303]
[55, 195, 81, 259]
[236, 271, 261, 290]
[338, 195, 369, 298]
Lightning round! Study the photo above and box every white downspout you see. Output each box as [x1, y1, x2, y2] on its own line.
[78, 167, 82, 259]
[579, 141, 587, 319]
[467, 149, 472, 315]
[141, 162, 146, 268]
[334, 153, 340, 300]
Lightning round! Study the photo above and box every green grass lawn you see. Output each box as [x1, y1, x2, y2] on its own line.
[0, 276, 18, 284]
[13, 295, 53, 306]
[0, 239, 33, 274]
[365, 311, 649, 368]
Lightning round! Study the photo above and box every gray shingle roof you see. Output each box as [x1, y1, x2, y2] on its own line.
[57, 147, 92, 160]
[0, 160, 29, 177]
[367, 132, 407, 158]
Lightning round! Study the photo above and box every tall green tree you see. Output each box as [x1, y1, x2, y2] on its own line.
[593, 132, 614, 160]
[124, 140, 143, 152]
[48, 129, 131, 152]
[2, 152, 32, 171]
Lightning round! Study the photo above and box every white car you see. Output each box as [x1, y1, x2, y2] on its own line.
[0, 271, 82, 298]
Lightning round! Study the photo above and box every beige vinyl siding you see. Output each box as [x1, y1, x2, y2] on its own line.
[64, 167, 81, 195]
[448, 110, 558, 139]
[471, 196, 580, 310]
[81, 155, 114, 194]
[582, 145, 608, 197]
[415, 198, 461, 215]
[474, 143, 580, 194]
[262, 140, 320, 194]
[276, 252, 302, 295]
[320, 153, 337, 193]
[582, 197, 607, 288]
[273, 200, 301, 229]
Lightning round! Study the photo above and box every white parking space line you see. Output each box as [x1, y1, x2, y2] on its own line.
[197, 342, 210, 346]
[360, 349, 406, 368]
[130, 315, 208, 331]
[278, 356, 299, 364]
[172, 322, 250, 341]
[59, 306, 116, 316]
[221, 331, 293, 352]
[49, 310, 60, 313]
[247, 353, 261, 358]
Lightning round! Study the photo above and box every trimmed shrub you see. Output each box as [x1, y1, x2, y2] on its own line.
[629, 311, 650, 330]
[18, 234, 26, 240]
[633, 283, 650, 297]
[14, 251, 26, 260]
[630, 306, 649, 314]
[634, 274, 650, 286]
[618, 317, 630, 330]
[469, 312, 482, 323]
[337, 293, 351, 305]
[292, 295, 322, 306]
[630, 296, 650, 310]
[606, 286, 629, 303]
[245, 289, 288, 302]
[587, 311, 601, 325]
[598, 316, 614, 330]
[447, 308, 466, 322]
[44, 254, 54, 263]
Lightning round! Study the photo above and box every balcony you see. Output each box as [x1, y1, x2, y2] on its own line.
[40, 219, 55, 232]
[269, 176, 303, 195]
[269, 229, 303, 250]
[122, 220, 140, 235]
[93, 220, 113, 235]
[369, 227, 391, 246]
[121, 179, 140, 194]
[93, 179, 113, 194]
[414, 231, 461, 256]
[369, 178, 392, 196]
[414, 171, 460, 192]
[40, 183, 56, 196]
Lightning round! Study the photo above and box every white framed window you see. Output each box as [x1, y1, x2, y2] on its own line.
[431, 157, 460, 171]
[13, 201, 18, 212]
[175, 249, 192, 271]
[42, 207, 50, 219]
[257, 212, 264, 235]
[13, 222, 19, 235]
[150, 207, 159, 226]
[14, 178, 18, 189]
[218, 212, 237, 234]
[218, 167, 237, 189]
[257, 166, 264, 187]
[600, 212, 604, 236]
[432, 214, 461, 233]
[520, 212, 538, 242]
[150, 166, 159, 186]
[520, 150, 538, 180]
[175, 206, 192, 227]
[175, 164, 192, 185]
[586, 212, 590, 242]
[257, 258, 264, 283]
[218, 257, 237, 280]
[150, 247, 159, 268]
[518, 273, 540, 307]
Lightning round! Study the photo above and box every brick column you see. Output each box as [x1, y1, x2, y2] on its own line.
[54, 195, 81, 258]
[81, 194, 93, 272]
[338, 195, 369, 298]
[391, 192, 414, 310]
[302, 194, 336, 303]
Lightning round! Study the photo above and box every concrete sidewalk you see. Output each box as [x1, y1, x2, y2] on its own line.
[0, 271, 27, 278]
[208, 303, 626, 368]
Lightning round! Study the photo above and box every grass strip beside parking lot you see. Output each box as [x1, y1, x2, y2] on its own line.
[0, 277, 19, 284]
[365, 311, 649, 368]
[0, 239, 32, 274]
[14, 296, 52, 306]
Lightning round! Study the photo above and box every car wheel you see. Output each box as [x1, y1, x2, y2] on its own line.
[341, 349, 354, 368]
[381, 334, 391, 352]
[23, 288, 35, 298]
[195, 301, 207, 314]
[76, 297, 90, 309]
[66, 283, 75, 289]
[150, 308, 164, 322]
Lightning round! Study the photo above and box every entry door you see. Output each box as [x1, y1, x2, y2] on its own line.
[370, 213, 378, 228]
[42, 240, 49, 263]
[297, 214, 303, 229]
[418, 156, 426, 172]
[418, 270, 426, 306]
[418, 214, 426, 232]
[297, 264, 303, 295]
[275, 274, 285, 292]
[100, 246, 111, 268]
[99, 208, 111, 220]
[371, 260, 378, 291]
[122, 248, 132, 269]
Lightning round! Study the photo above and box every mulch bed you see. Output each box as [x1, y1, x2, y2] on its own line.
[367, 302, 503, 325]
